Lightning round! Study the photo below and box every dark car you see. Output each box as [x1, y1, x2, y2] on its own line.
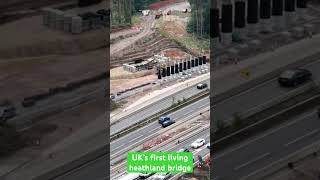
[178, 147, 190, 152]
[159, 116, 170, 124]
[162, 119, 175, 128]
[0, 105, 16, 121]
[197, 83, 208, 89]
[278, 69, 312, 87]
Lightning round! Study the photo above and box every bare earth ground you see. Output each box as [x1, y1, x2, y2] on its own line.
[110, 67, 157, 96]
[161, 19, 187, 37]
[0, 49, 106, 102]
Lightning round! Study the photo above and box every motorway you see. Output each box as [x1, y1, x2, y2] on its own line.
[53, 116, 209, 180]
[110, 97, 209, 164]
[53, 59, 320, 180]
[114, 128, 210, 180]
[213, 109, 320, 180]
[110, 78, 210, 135]
[213, 59, 320, 123]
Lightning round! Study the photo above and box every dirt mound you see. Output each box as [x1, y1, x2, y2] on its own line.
[162, 20, 187, 37]
[162, 48, 189, 60]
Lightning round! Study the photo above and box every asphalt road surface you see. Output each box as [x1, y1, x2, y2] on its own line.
[213, 109, 320, 180]
[110, 79, 210, 135]
[110, 97, 209, 164]
[213, 59, 320, 123]
[54, 59, 320, 180]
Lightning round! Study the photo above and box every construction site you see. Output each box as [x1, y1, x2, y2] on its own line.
[110, 0, 210, 109]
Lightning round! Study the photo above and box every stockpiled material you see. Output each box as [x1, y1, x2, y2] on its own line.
[55, 10, 65, 30]
[42, 8, 51, 26]
[71, 16, 82, 34]
[63, 14, 74, 32]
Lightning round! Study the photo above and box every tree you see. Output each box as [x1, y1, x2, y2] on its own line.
[187, 0, 210, 37]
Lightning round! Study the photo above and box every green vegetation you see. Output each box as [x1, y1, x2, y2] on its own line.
[111, 0, 162, 26]
[232, 113, 244, 129]
[111, 99, 120, 111]
[111, 0, 134, 26]
[159, 29, 209, 51]
[187, 0, 210, 37]
[214, 119, 227, 132]
[131, 15, 143, 25]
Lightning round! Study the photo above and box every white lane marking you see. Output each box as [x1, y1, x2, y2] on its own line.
[212, 177, 220, 180]
[198, 103, 208, 109]
[129, 134, 144, 143]
[111, 110, 209, 162]
[112, 144, 126, 152]
[284, 129, 320, 147]
[214, 111, 314, 160]
[239, 139, 320, 180]
[233, 152, 271, 171]
[216, 77, 276, 105]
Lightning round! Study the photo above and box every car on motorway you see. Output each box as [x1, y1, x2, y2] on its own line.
[0, 105, 16, 121]
[197, 83, 208, 89]
[191, 139, 206, 149]
[159, 116, 170, 124]
[278, 69, 312, 87]
[178, 147, 190, 152]
[162, 119, 175, 128]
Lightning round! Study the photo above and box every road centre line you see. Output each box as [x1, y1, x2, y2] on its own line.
[284, 129, 320, 147]
[214, 111, 314, 160]
[129, 134, 144, 143]
[233, 152, 271, 171]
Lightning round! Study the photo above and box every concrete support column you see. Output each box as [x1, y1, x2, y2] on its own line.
[272, 0, 285, 31]
[210, 8, 221, 47]
[296, 0, 308, 20]
[247, 0, 259, 36]
[221, 3, 233, 45]
[234, 0, 246, 38]
[260, 0, 272, 32]
[284, 0, 296, 28]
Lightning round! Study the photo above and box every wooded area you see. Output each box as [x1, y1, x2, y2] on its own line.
[187, 0, 210, 38]
[111, 0, 160, 26]
[111, 0, 133, 26]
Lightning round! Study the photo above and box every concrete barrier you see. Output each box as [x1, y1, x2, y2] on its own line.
[110, 90, 209, 141]
[213, 93, 320, 152]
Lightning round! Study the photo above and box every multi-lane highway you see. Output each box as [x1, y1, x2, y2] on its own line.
[115, 128, 210, 180]
[213, 59, 320, 123]
[110, 78, 210, 135]
[111, 97, 209, 165]
[52, 59, 320, 180]
[53, 110, 209, 180]
[213, 109, 320, 180]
